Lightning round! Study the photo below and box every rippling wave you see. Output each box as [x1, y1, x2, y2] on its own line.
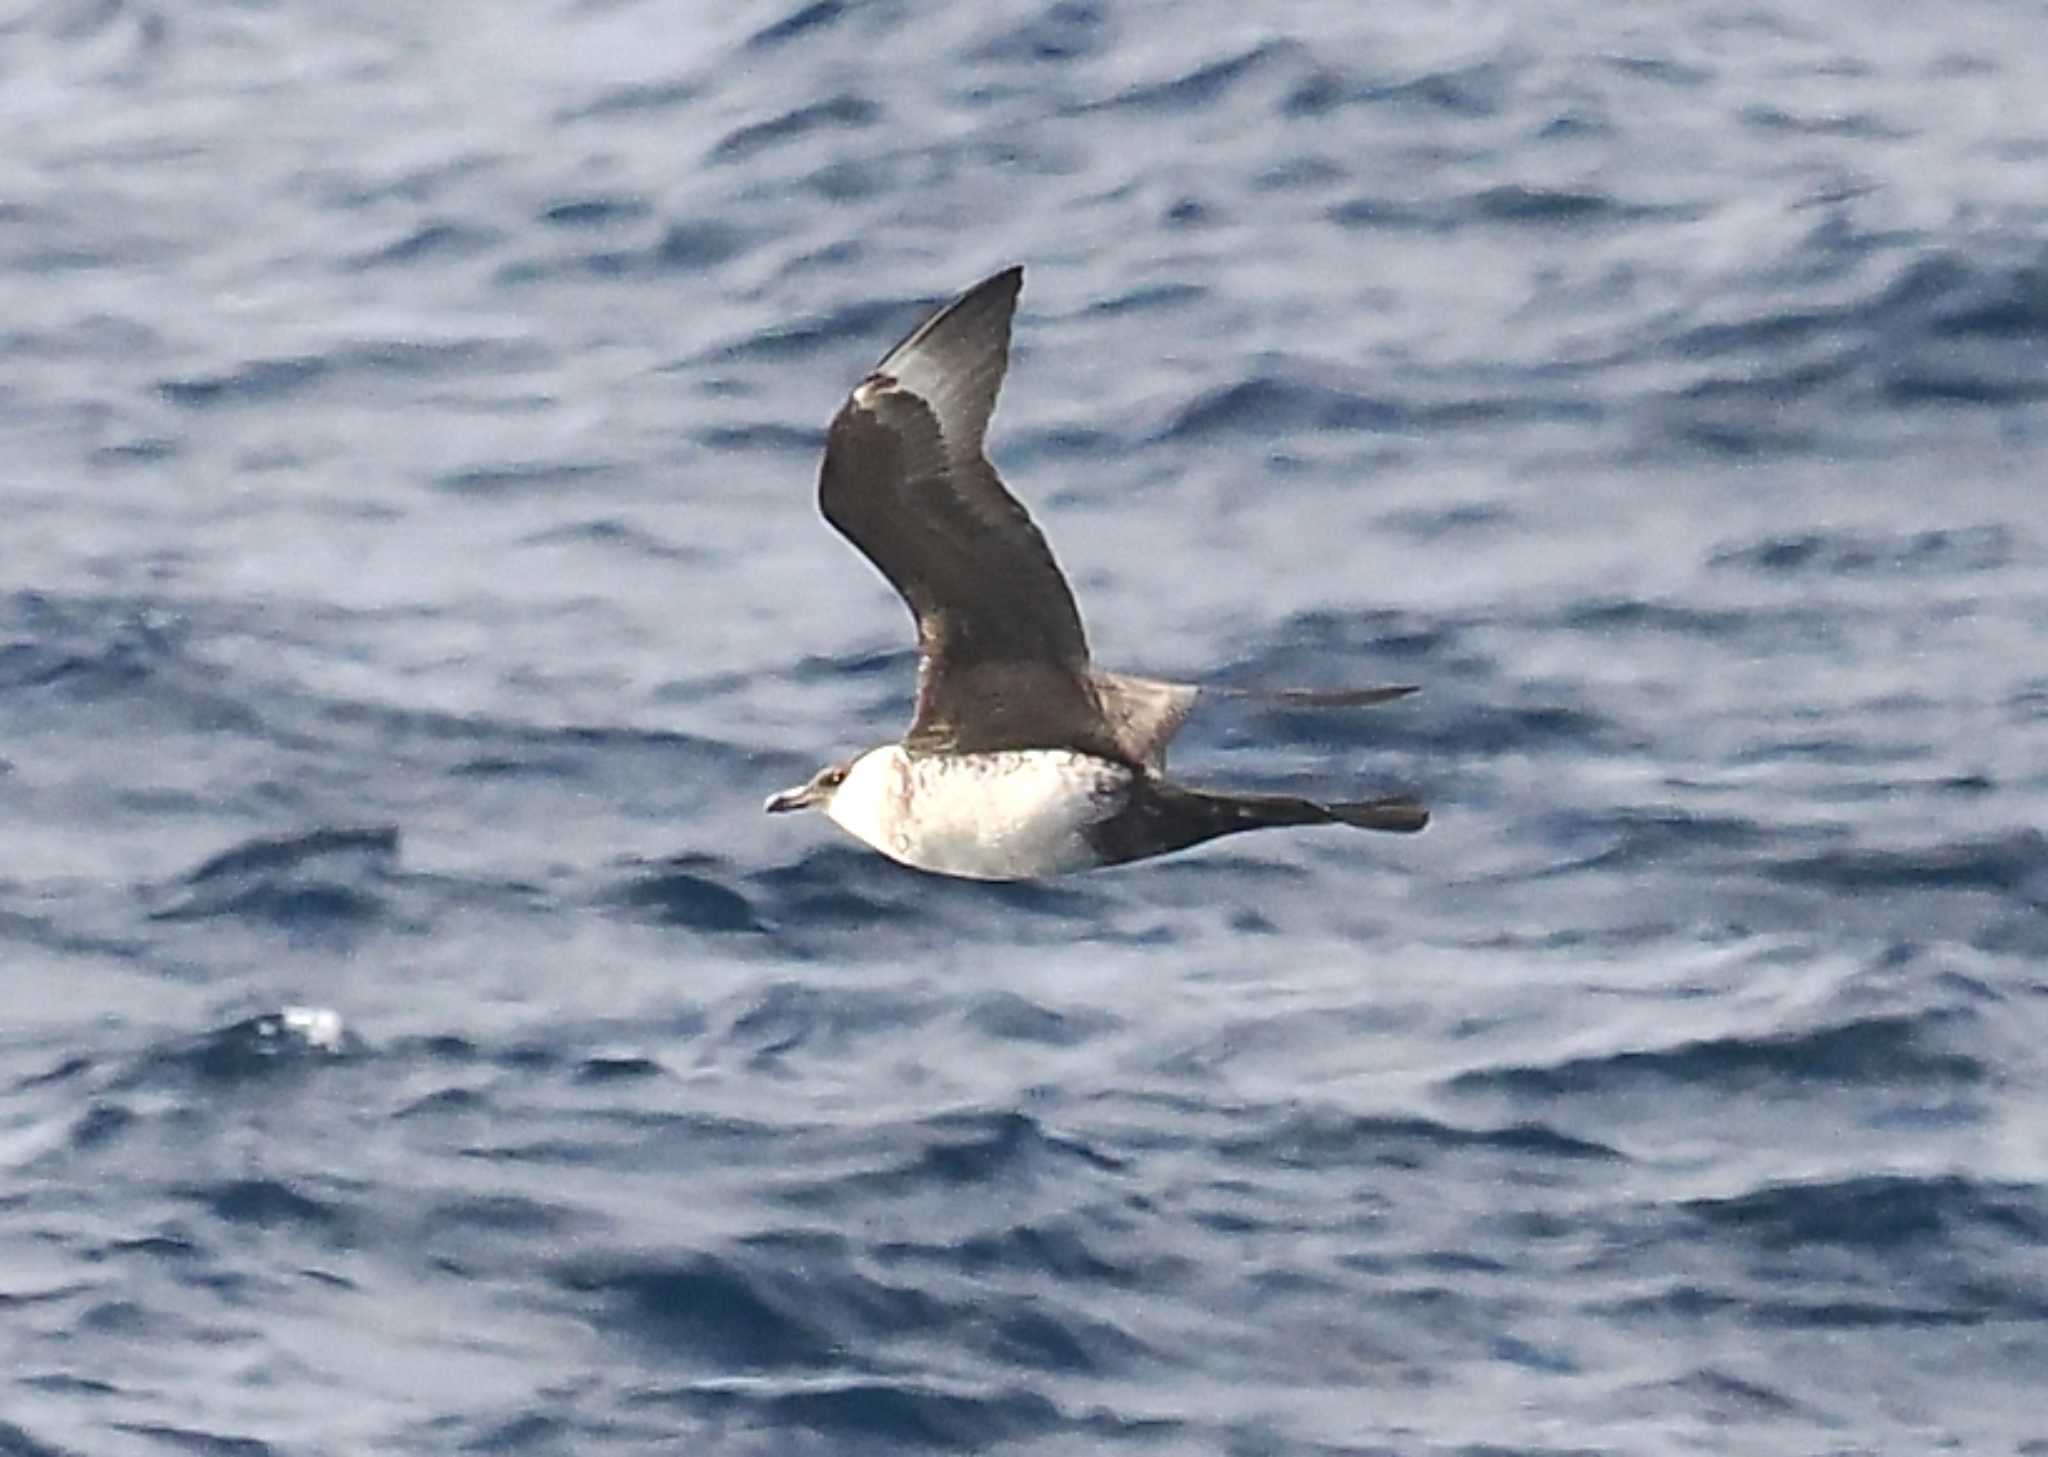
[4, 0, 2045, 1452]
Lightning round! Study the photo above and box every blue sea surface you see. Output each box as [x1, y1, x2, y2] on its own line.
[4, 2, 2046, 1453]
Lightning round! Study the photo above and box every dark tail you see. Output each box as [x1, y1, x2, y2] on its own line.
[1090, 779, 1430, 867]
[1199, 789, 1428, 835]
[1102, 782, 1425, 862]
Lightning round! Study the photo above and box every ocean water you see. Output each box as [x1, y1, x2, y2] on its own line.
[3, 1, 2046, 1452]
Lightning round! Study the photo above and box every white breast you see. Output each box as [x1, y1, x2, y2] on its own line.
[826, 746, 1130, 880]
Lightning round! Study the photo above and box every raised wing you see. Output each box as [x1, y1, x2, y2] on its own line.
[819, 267, 1123, 758]
[1091, 671, 1199, 772]
[1092, 675, 1421, 772]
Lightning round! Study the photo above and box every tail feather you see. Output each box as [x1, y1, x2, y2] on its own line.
[1094, 780, 1431, 866]
[1186, 787, 1431, 837]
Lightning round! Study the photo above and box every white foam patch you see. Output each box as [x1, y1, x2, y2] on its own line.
[278, 1005, 346, 1052]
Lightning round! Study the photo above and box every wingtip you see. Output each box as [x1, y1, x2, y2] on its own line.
[972, 264, 1024, 304]
[875, 266, 1026, 377]
[1329, 796, 1431, 834]
[1215, 683, 1422, 708]
[960, 265, 1023, 310]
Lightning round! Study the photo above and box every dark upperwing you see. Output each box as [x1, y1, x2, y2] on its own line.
[817, 266, 1129, 760]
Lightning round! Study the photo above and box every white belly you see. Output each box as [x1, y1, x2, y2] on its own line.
[826, 746, 1130, 880]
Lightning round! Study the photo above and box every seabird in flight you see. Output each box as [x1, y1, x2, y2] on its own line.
[766, 266, 1428, 879]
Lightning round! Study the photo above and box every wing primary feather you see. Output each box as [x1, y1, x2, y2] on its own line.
[1211, 684, 1421, 708]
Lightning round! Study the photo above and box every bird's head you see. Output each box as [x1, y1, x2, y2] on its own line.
[763, 758, 854, 815]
